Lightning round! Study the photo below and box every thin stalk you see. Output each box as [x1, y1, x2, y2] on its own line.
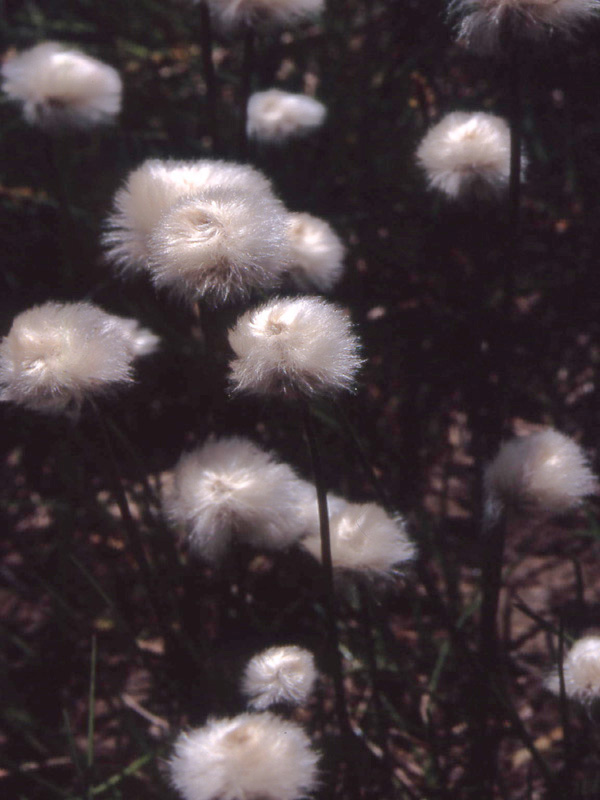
[357, 582, 389, 764]
[239, 24, 255, 158]
[557, 616, 573, 785]
[198, 1, 218, 151]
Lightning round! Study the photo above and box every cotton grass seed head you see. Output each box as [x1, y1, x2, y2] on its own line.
[206, 0, 324, 30]
[147, 187, 290, 305]
[165, 437, 308, 562]
[286, 212, 345, 292]
[2, 42, 121, 130]
[452, 0, 600, 52]
[169, 712, 319, 800]
[545, 635, 600, 705]
[242, 645, 318, 709]
[301, 501, 417, 577]
[247, 90, 326, 144]
[416, 111, 518, 200]
[484, 428, 596, 521]
[0, 301, 158, 416]
[103, 158, 276, 275]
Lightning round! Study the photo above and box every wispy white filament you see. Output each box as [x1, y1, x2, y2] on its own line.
[0, 301, 158, 416]
[228, 297, 362, 396]
[2, 42, 121, 129]
[286, 213, 345, 292]
[169, 712, 319, 800]
[165, 437, 308, 562]
[247, 90, 326, 143]
[242, 645, 318, 709]
[545, 635, 600, 704]
[416, 111, 517, 199]
[206, 0, 324, 29]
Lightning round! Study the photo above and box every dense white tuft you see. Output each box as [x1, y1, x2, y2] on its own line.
[206, 0, 324, 29]
[228, 296, 362, 396]
[165, 437, 308, 562]
[247, 90, 326, 144]
[484, 428, 596, 521]
[0, 302, 158, 416]
[242, 645, 318, 709]
[169, 712, 319, 800]
[147, 187, 291, 304]
[301, 500, 417, 576]
[452, 0, 600, 51]
[416, 112, 519, 200]
[286, 212, 345, 292]
[103, 158, 276, 275]
[2, 42, 121, 130]
[545, 635, 600, 704]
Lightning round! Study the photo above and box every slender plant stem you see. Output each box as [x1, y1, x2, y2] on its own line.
[239, 24, 255, 158]
[198, 1, 218, 151]
[557, 616, 573, 786]
[357, 582, 389, 763]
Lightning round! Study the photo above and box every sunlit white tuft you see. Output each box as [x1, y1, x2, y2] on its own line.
[103, 158, 276, 275]
[247, 90, 326, 143]
[206, 0, 324, 29]
[1, 42, 121, 130]
[165, 437, 308, 562]
[545, 635, 600, 704]
[484, 428, 596, 521]
[286, 213, 345, 292]
[169, 712, 319, 800]
[301, 500, 417, 576]
[242, 645, 318, 709]
[416, 112, 519, 200]
[228, 297, 362, 396]
[0, 301, 158, 416]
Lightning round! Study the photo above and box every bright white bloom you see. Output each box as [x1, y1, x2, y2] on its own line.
[286, 213, 345, 292]
[453, 0, 600, 52]
[206, 0, 324, 29]
[484, 428, 596, 521]
[247, 90, 326, 144]
[147, 187, 290, 304]
[242, 645, 318, 709]
[169, 712, 319, 800]
[103, 158, 276, 275]
[416, 112, 519, 200]
[165, 437, 308, 562]
[1, 42, 121, 130]
[0, 301, 158, 416]
[301, 500, 417, 577]
[228, 297, 362, 397]
[545, 635, 600, 704]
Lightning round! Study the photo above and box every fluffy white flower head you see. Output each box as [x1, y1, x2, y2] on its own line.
[484, 428, 596, 520]
[169, 712, 319, 800]
[301, 501, 417, 577]
[206, 0, 324, 29]
[453, 0, 600, 51]
[247, 90, 326, 144]
[0, 301, 158, 416]
[416, 112, 518, 200]
[545, 635, 600, 704]
[165, 437, 308, 562]
[286, 213, 345, 292]
[228, 297, 362, 397]
[103, 158, 276, 275]
[242, 645, 318, 709]
[147, 187, 290, 304]
[2, 42, 121, 130]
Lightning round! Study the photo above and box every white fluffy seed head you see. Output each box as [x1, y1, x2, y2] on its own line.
[247, 90, 326, 144]
[452, 0, 600, 52]
[242, 645, 318, 709]
[147, 187, 290, 305]
[169, 712, 319, 800]
[545, 635, 600, 704]
[165, 437, 308, 562]
[206, 0, 324, 29]
[2, 42, 121, 130]
[416, 112, 520, 200]
[228, 297, 362, 397]
[103, 158, 276, 275]
[484, 428, 596, 521]
[301, 500, 417, 577]
[286, 213, 345, 292]
[0, 301, 158, 416]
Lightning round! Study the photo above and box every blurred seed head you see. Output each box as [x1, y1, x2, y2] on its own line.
[242, 645, 318, 709]
[247, 90, 326, 144]
[545, 635, 600, 704]
[286, 212, 345, 292]
[206, 0, 324, 30]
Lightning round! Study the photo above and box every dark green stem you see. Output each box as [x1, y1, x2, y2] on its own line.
[199, 1, 218, 151]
